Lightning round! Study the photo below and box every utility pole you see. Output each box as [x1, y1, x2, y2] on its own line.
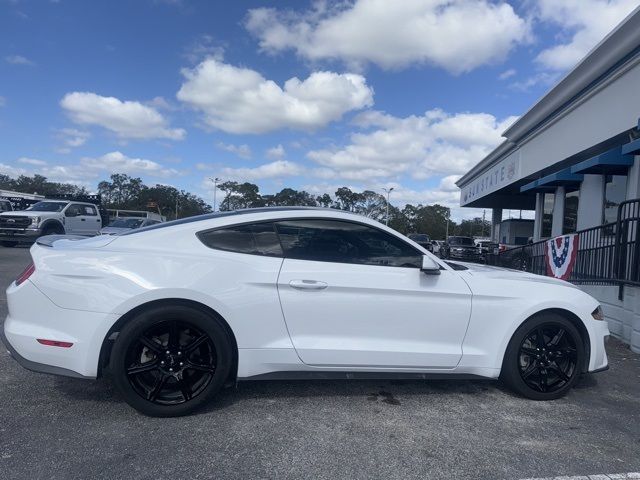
[482, 209, 486, 237]
[445, 209, 450, 239]
[210, 177, 221, 212]
[382, 187, 394, 226]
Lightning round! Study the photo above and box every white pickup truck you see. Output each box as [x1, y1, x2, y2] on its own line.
[0, 200, 103, 247]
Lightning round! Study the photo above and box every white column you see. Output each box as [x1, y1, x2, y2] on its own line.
[626, 155, 640, 200]
[533, 193, 544, 242]
[576, 174, 604, 230]
[491, 208, 502, 242]
[551, 186, 565, 237]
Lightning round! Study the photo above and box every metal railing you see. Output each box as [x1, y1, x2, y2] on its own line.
[486, 198, 640, 288]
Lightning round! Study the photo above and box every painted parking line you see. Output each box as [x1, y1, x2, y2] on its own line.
[520, 474, 640, 480]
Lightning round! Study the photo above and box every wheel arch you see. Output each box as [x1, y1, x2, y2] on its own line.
[98, 298, 239, 382]
[40, 219, 65, 234]
[506, 307, 591, 373]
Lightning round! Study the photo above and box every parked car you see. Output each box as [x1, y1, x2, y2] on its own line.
[440, 236, 482, 262]
[407, 233, 433, 252]
[476, 240, 499, 262]
[0, 200, 103, 247]
[100, 217, 162, 235]
[1, 207, 609, 416]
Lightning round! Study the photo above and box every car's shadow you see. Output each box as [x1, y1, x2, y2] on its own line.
[49, 372, 602, 416]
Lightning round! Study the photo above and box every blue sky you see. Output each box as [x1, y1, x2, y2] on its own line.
[1, 0, 638, 219]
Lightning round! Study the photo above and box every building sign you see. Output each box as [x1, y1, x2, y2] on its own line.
[545, 234, 579, 280]
[460, 154, 520, 206]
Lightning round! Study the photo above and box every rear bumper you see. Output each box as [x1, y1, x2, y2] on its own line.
[0, 326, 92, 379]
[4, 279, 118, 378]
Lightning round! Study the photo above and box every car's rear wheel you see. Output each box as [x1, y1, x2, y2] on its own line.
[501, 313, 584, 400]
[110, 305, 233, 417]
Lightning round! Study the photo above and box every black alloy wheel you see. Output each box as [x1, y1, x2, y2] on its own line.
[125, 320, 216, 405]
[501, 313, 584, 400]
[517, 324, 578, 394]
[110, 305, 233, 417]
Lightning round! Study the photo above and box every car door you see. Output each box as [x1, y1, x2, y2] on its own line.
[275, 219, 472, 369]
[78, 204, 101, 235]
[63, 203, 84, 234]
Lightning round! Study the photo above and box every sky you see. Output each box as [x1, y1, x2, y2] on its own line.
[1, 0, 639, 220]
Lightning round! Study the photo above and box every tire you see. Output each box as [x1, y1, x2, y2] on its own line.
[110, 305, 233, 417]
[40, 223, 65, 236]
[501, 313, 584, 400]
[1, 241, 18, 247]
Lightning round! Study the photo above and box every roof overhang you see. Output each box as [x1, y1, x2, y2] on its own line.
[520, 168, 583, 193]
[570, 146, 634, 175]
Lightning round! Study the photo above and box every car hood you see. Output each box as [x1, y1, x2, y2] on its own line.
[0, 210, 43, 218]
[450, 261, 576, 288]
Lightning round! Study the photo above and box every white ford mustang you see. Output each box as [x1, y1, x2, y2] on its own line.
[2, 208, 609, 416]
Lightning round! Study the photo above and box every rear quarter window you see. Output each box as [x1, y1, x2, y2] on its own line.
[197, 222, 282, 257]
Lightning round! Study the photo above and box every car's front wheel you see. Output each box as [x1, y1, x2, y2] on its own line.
[110, 305, 233, 417]
[501, 313, 584, 400]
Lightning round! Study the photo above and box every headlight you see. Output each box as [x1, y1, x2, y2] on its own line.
[591, 305, 605, 321]
[30, 216, 40, 225]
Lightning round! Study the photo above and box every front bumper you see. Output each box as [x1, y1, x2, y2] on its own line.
[587, 318, 610, 373]
[4, 279, 118, 379]
[0, 228, 40, 243]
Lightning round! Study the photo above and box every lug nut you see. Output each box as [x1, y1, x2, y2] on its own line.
[169, 368, 173, 372]
[179, 362, 184, 366]
[160, 361, 165, 365]
[166, 350, 170, 355]
[177, 351, 182, 356]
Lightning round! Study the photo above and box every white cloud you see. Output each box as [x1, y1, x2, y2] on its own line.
[307, 109, 518, 182]
[5, 55, 35, 66]
[60, 92, 186, 140]
[220, 160, 303, 181]
[183, 34, 225, 64]
[509, 71, 560, 92]
[535, 0, 638, 71]
[0, 96, 5, 107]
[216, 142, 252, 159]
[18, 157, 47, 166]
[245, 0, 530, 74]
[79, 151, 181, 178]
[55, 128, 91, 153]
[0, 163, 28, 178]
[176, 58, 373, 134]
[499, 68, 516, 80]
[266, 144, 286, 160]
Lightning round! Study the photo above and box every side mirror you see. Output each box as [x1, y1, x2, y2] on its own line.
[421, 255, 441, 275]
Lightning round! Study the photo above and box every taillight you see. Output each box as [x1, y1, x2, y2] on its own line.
[15, 262, 35, 286]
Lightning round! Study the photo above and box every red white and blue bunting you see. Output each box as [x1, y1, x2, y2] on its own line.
[545, 234, 579, 280]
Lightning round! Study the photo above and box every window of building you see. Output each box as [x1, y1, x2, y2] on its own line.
[563, 190, 580, 234]
[274, 219, 422, 268]
[603, 175, 627, 226]
[198, 222, 283, 257]
[541, 193, 554, 238]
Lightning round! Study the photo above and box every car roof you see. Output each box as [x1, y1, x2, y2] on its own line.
[119, 207, 354, 236]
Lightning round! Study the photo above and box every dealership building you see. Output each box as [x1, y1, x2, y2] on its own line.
[456, 7, 640, 352]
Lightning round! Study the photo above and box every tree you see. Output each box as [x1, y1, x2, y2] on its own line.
[334, 187, 361, 212]
[354, 190, 386, 220]
[218, 181, 261, 210]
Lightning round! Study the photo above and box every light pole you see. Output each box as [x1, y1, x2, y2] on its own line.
[210, 177, 221, 212]
[382, 187, 394, 226]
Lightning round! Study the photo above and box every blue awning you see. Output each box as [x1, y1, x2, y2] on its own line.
[571, 146, 634, 174]
[622, 138, 640, 156]
[519, 168, 582, 193]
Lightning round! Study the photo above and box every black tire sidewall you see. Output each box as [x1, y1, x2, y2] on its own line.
[110, 305, 233, 417]
[501, 313, 584, 400]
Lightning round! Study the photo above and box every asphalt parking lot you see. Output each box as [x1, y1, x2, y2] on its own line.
[1, 247, 640, 480]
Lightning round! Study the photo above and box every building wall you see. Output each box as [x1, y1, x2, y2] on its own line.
[579, 285, 640, 353]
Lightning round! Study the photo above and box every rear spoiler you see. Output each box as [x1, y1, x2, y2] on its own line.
[36, 235, 88, 247]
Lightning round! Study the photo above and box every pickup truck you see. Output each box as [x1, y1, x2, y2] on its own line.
[0, 200, 103, 247]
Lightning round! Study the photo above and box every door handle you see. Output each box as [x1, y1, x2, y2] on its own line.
[289, 279, 328, 291]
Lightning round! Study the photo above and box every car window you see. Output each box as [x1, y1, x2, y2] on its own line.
[82, 205, 97, 216]
[66, 204, 85, 216]
[27, 201, 67, 212]
[198, 222, 283, 257]
[275, 219, 422, 268]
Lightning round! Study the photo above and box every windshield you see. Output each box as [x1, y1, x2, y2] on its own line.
[27, 201, 67, 212]
[449, 237, 474, 246]
[109, 218, 145, 229]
